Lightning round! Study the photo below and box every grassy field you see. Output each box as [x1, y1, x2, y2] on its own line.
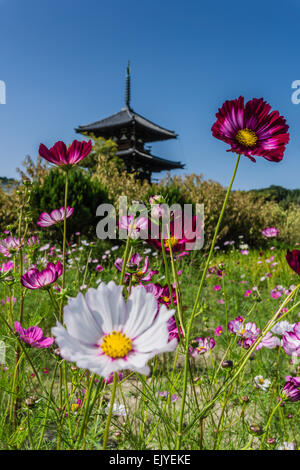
[0, 232, 299, 451]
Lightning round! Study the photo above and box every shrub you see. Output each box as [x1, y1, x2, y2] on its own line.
[30, 168, 110, 239]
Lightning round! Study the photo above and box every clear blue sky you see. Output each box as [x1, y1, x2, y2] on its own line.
[1, 0, 300, 190]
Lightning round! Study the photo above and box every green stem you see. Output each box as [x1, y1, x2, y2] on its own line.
[260, 399, 282, 449]
[120, 237, 131, 285]
[102, 372, 118, 450]
[60, 169, 69, 322]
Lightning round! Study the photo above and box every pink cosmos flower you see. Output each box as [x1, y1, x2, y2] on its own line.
[14, 322, 54, 348]
[240, 250, 249, 255]
[0, 237, 24, 257]
[37, 207, 74, 227]
[39, 140, 92, 167]
[217, 299, 225, 304]
[21, 261, 63, 289]
[96, 265, 103, 272]
[262, 227, 278, 238]
[211, 96, 289, 162]
[189, 337, 215, 357]
[244, 289, 252, 298]
[231, 320, 280, 350]
[27, 236, 40, 247]
[114, 253, 158, 283]
[213, 285, 221, 291]
[214, 326, 223, 336]
[158, 284, 177, 308]
[228, 316, 245, 334]
[0, 261, 14, 272]
[271, 288, 282, 299]
[282, 376, 300, 402]
[104, 372, 124, 385]
[167, 316, 183, 342]
[118, 215, 149, 240]
[282, 323, 300, 357]
[255, 331, 281, 350]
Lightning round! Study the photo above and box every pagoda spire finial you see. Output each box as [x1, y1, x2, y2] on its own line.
[125, 61, 131, 109]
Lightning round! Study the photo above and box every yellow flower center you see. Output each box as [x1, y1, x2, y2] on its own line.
[71, 403, 80, 413]
[197, 346, 205, 351]
[236, 128, 257, 147]
[164, 237, 179, 249]
[100, 331, 132, 359]
[259, 378, 265, 384]
[162, 296, 170, 303]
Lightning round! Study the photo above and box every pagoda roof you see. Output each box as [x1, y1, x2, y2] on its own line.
[75, 106, 178, 143]
[116, 147, 184, 172]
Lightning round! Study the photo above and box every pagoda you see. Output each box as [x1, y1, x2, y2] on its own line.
[75, 64, 184, 182]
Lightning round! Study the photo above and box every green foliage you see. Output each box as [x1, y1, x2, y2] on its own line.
[30, 168, 110, 239]
[250, 185, 300, 209]
[79, 135, 122, 172]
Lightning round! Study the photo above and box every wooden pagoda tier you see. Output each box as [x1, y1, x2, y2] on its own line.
[75, 64, 184, 181]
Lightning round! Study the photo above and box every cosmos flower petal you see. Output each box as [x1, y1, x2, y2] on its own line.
[85, 281, 127, 332]
[64, 292, 104, 344]
[123, 286, 158, 338]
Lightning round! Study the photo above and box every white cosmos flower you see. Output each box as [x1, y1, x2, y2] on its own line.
[52, 281, 178, 379]
[105, 403, 127, 416]
[271, 321, 295, 336]
[254, 375, 271, 391]
[278, 442, 295, 450]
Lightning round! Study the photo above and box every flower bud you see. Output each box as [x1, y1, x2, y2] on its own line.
[126, 262, 138, 273]
[240, 395, 249, 403]
[249, 423, 263, 435]
[221, 360, 233, 369]
[25, 396, 37, 408]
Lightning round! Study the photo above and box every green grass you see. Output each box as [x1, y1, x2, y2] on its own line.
[0, 239, 299, 450]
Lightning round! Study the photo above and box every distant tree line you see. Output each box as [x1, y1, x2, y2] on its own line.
[248, 185, 300, 209]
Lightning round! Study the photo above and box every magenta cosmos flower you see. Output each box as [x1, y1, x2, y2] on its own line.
[21, 261, 63, 289]
[37, 207, 74, 228]
[211, 96, 289, 162]
[286, 250, 300, 275]
[189, 337, 215, 357]
[142, 283, 181, 341]
[282, 376, 300, 402]
[114, 253, 158, 283]
[282, 323, 300, 357]
[0, 261, 14, 273]
[147, 215, 202, 254]
[39, 140, 92, 168]
[262, 227, 278, 238]
[15, 322, 54, 348]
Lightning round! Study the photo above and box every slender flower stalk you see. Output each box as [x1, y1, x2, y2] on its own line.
[120, 236, 132, 286]
[102, 372, 118, 450]
[57, 169, 69, 449]
[260, 399, 283, 448]
[60, 170, 69, 321]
